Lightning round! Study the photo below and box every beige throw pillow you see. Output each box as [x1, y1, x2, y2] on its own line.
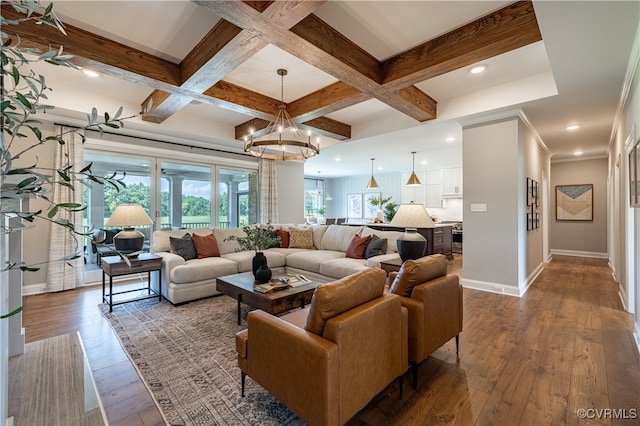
[288, 227, 315, 249]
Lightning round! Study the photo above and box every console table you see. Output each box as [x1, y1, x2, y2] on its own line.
[101, 253, 162, 312]
[346, 223, 453, 259]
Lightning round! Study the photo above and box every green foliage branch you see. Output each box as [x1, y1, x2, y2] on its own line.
[1, 0, 151, 280]
[224, 223, 280, 253]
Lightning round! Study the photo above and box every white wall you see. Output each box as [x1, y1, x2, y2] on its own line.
[276, 161, 305, 224]
[550, 158, 608, 256]
[462, 116, 550, 296]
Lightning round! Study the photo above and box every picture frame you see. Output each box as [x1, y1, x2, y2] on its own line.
[555, 184, 593, 221]
[363, 192, 381, 219]
[347, 193, 363, 219]
[630, 138, 639, 207]
[526, 177, 533, 206]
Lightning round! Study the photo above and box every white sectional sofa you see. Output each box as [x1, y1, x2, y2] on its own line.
[150, 224, 403, 304]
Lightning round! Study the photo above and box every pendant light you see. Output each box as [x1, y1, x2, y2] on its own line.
[366, 158, 380, 189]
[405, 151, 422, 186]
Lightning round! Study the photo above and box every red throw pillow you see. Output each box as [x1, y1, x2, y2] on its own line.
[276, 229, 290, 248]
[345, 234, 372, 259]
[192, 233, 220, 258]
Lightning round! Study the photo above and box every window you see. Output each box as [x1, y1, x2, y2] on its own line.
[304, 178, 325, 221]
[218, 168, 258, 228]
[160, 162, 211, 230]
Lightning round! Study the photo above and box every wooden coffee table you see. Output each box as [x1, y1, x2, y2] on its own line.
[216, 272, 325, 325]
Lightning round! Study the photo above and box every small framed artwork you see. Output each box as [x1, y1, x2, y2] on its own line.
[534, 180, 539, 207]
[347, 193, 363, 219]
[363, 192, 381, 219]
[526, 177, 533, 206]
[556, 184, 593, 221]
[630, 138, 639, 207]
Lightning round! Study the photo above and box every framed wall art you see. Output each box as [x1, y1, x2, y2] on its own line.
[630, 137, 639, 207]
[347, 193, 363, 219]
[555, 184, 593, 221]
[363, 192, 381, 219]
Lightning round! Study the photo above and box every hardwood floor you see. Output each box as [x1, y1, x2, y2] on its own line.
[18, 255, 640, 425]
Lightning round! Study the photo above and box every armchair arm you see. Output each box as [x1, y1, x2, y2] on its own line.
[411, 274, 462, 356]
[399, 296, 425, 363]
[245, 310, 340, 426]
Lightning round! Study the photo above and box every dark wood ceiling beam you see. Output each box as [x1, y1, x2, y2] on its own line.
[287, 81, 370, 122]
[143, 1, 323, 123]
[195, 0, 435, 122]
[234, 115, 351, 141]
[381, 1, 542, 89]
[1, 4, 180, 89]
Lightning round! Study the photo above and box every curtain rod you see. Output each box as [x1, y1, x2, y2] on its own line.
[54, 122, 253, 158]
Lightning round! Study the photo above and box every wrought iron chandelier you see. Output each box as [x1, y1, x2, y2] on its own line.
[243, 69, 320, 161]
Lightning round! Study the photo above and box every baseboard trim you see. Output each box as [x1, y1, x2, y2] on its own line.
[549, 249, 608, 258]
[520, 262, 545, 296]
[23, 283, 46, 296]
[461, 278, 521, 297]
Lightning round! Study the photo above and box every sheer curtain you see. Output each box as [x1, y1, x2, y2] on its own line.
[259, 159, 278, 224]
[46, 126, 85, 292]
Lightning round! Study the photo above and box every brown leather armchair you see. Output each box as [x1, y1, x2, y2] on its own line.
[236, 267, 408, 426]
[388, 254, 463, 388]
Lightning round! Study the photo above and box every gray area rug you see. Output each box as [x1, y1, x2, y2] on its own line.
[99, 296, 305, 426]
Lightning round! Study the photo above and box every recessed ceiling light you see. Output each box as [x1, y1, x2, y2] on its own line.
[421, 160, 428, 165]
[334, 157, 341, 162]
[82, 69, 100, 78]
[377, 166, 383, 170]
[445, 137, 455, 142]
[573, 150, 583, 156]
[470, 65, 487, 74]
[565, 124, 580, 131]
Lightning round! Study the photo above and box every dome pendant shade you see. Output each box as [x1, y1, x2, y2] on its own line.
[405, 151, 422, 186]
[366, 176, 380, 189]
[366, 158, 380, 189]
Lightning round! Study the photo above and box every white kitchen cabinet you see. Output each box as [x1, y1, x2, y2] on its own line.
[426, 184, 442, 208]
[442, 167, 463, 197]
[401, 172, 426, 205]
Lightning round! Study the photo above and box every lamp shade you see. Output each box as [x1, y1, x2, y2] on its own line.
[390, 202, 434, 261]
[105, 205, 153, 227]
[105, 205, 153, 252]
[390, 202, 435, 228]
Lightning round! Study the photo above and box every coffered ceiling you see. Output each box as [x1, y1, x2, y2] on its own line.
[4, 1, 639, 177]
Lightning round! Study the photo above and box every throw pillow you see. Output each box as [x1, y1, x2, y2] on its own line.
[305, 268, 386, 336]
[269, 230, 281, 248]
[276, 229, 290, 248]
[169, 233, 197, 260]
[345, 234, 372, 259]
[389, 254, 448, 297]
[191, 233, 220, 259]
[288, 227, 314, 249]
[364, 235, 388, 259]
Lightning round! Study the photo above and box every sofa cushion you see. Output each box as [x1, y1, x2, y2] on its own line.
[276, 229, 290, 248]
[192, 233, 220, 258]
[305, 268, 386, 336]
[285, 250, 344, 274]
[170, 234, 197, 260]
[321, 225, 364, 252]
[170, 256, 238, 284]
[152, 227, 211, 253]
[222, 250, 286, 273]
[345, 234, 372, 259]
[288, 227, 314, 249]
[365, 253, 401, 269]
[360, 227, 405, 253]
[213, 228, 247, 255]
[319, 258, 368, 279]
[311, 225, 328, 249]
[364, 234, 387, 259]
[389, 254, 448, 297]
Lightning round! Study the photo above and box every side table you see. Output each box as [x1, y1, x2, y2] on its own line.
[380, 257, 403, 275]
[101, 253, 162, 312]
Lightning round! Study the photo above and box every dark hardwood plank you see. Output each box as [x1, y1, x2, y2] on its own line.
[18, 255, 640, 426]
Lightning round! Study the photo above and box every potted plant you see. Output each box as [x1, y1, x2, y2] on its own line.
[384, 202, 399, 222]
[224, 223, 280, 279]
[316, 205, 327, 224]
[369, 195, 393, 222]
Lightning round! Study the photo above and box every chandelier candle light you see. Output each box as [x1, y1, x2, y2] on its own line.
[243, 69, 320, 161]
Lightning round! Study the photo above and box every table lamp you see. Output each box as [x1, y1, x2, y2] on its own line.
[390, 202, 435, 261]
[105, 204, 153, 252]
